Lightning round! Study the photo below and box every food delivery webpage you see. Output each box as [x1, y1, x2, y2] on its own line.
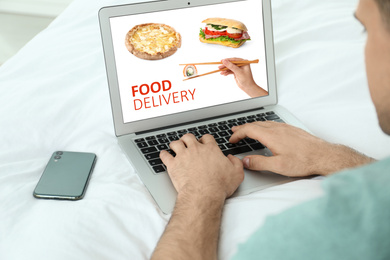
[109, 0, 268, 124]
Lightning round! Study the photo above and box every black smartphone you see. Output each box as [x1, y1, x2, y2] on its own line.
[33, 151, 97, 200]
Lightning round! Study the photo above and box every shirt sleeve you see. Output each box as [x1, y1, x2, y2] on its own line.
[232, 158, 390, 260]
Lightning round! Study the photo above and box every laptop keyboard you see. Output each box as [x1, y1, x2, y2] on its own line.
[134, 111, 284, 174]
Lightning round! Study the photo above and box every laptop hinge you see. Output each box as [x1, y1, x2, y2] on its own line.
[135, 107, 265, 135]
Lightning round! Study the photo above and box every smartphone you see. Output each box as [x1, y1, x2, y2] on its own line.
[33, 151, 97, 200]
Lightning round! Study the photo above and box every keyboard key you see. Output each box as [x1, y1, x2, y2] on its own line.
[256, 117, 266, 121]
[134, 138, 145, 143]
[147, 140, 159, 146]
[178, 129, 187, 134]
[218, 121, 227, 125]
[188, 127, 198, 131]
[238, 117, 246, 121]
[218, 144, 226, 150]
[215, 138, 225, 144]
[158, 137, 170, 143]
[225, 143, 237, 149]
[156, 134, 166, 138]
[228, 119, 237, 123]
[198, 125, 208, 129]
[211, 133, 219, 138]
[218, 125, 229, 131]
[256, 113, 266, 117]
[244, 138, 257, 144]
[169, 135, 179, 141]
[157, 144, 168, 150]
[223, 146, 252, 156]
[266, 111, 275, 115]
[145, 152, 160, 160]
[188, 130, 200, 135]
[209, 127, 219, 132]
[199, 129, 210, 135]
[237, 121, 246, 125]
[228, 123, 237, 128]
[149, 158, 163, 166]
[218, 131, 230, 137]
[247, 119, 255, 123]
[208, 123, 217, 127]
[141, 147, 158, 154]
[236, 140, 246, 146]
[145, 136, 156, 140]
[153, 165, 165, 173]
[167, 131, 177, 136]
[137, 142, 148, 148]
[265, 114, 280, 120]
[247, 115, 256, 119]
[167, 149, 176, 157]
[250, 143, 265, 150]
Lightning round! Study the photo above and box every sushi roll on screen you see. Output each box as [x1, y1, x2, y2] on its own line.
[183, 65, 198, 78]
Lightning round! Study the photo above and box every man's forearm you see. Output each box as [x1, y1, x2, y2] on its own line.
[151, 192, 226, 260]
[316, 144, 376, 176]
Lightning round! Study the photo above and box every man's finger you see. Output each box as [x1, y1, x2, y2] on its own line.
[169, 139, 186, 153]
[180, 133, 198, 147]
[199, 134, 217, 144]
[160, 150, 174, 167]
[252, 121, 278, 128]
[242, 155, 281, 173]
[229, 124, 264, 142]
[227, 154, 244, 171]
[230, 123, 274, 147]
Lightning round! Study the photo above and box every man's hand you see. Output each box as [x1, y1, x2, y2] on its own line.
[160, 133, 244, 199]
[219, 58, 268, 98]
[152, 134, 244, 260]
[230, 121, 375, 177]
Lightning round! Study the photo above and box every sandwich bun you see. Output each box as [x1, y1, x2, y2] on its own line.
[202, 18, 248, 31]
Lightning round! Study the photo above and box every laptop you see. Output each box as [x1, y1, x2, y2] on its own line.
[99, 0, 310, 214]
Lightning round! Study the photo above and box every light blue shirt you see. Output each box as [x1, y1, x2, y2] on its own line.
[233, 158, 390, 260]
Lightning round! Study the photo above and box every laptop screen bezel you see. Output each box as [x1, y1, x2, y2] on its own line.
[99, 0, 277, 136]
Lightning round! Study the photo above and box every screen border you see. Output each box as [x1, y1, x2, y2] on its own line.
[98, 0, 277, 136]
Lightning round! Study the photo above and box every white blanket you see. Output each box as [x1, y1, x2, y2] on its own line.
[1, 0, 389, 259]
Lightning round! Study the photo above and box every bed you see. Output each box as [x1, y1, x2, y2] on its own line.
[1, 0, 389, 259]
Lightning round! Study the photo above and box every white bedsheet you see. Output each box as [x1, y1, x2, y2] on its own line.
[1, 0, 389, 259]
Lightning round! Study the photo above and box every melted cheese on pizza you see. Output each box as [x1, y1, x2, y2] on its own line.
[130, 24, 179, 55]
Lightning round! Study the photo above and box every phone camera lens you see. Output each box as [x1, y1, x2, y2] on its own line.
[54, 155, 61, 159]
[188, 2, 190, 5]
[56, 151, 63, 155]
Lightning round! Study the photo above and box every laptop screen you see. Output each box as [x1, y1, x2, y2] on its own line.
[109, 0, 267, 124]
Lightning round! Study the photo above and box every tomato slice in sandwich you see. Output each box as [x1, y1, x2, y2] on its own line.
[205, 27, 227, 36]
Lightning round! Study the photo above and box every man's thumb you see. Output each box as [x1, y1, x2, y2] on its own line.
[242, 155, 274, 172]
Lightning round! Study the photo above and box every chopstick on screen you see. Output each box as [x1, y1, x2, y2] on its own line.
[180, 59, 259, 66]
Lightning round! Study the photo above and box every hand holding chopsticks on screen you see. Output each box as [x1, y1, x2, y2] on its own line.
[180, 58, 268, 98]
[181, 59, 259, 81]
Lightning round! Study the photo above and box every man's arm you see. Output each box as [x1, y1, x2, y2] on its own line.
[151, 192, 225, 260]
[230, 121, 375, 177]
[151, 134, 244, 260]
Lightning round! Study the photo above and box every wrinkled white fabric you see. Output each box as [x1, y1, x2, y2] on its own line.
[1, 0, 389, 259]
